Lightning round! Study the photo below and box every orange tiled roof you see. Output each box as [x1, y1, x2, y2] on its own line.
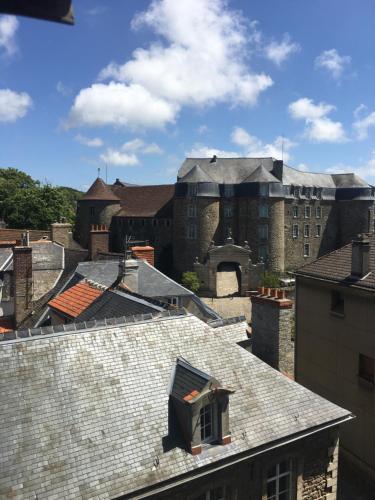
[48, 281, 103, 318]
[0, 317, 13, 334]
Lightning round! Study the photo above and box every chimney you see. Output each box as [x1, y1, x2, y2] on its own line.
[210, 154, 217, 163]
[272, 160, 283, 181]
[13, 245, 33, 326]
[51, 220, 72, 248]
[351, 234, 370, 278]
[251, 289, 294, 377]
[131, 245, 155, 266]
[119, 258, 139, 292]
[89, 224, 109, 260]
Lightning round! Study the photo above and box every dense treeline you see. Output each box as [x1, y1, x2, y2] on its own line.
[0, 168, 82, 230]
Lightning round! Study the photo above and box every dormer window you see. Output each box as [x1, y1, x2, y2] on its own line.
[188, 184, 198, 197]
[169, 358, 234, 455]
[259, 184, 269, 197]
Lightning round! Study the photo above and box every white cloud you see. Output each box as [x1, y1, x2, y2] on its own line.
[353, 110, 375, 140]
[56, 81, 72, 97]
[0, 89, 32, 122]
[288, 97, 347, 143]
[0, 15, 19, 57]
[326, 151, 375, 180]
[296, 163, 309, 172]
[100, 148, 139, 166]
[69, 0, 273, 130]
[75, 134, 103, 147]
[187, 144, 240, 158]
[353, 103, 367, 120]
[231, 127, 296, 162]
[264, 33, 300, 66]
[122, 138, 163, 154]
[66, 82, 177, 130]
[315, 49, 351, 80]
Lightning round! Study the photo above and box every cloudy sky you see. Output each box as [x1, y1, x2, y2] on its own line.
[1, 0, 375, 189]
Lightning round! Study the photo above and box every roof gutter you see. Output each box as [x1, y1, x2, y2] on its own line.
[120, 413, 354, 499]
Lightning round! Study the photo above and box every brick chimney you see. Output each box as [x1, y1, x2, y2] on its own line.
[51, 220, 72, 248]
[13, 246, 33, 326]
[351, 234, 370, 278]
[89, 225, 109, 260]
[131, 245, 155, 266]
[251, 288, 294, 377]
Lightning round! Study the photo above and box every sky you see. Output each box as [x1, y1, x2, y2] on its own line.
[1, 0, 375, 190]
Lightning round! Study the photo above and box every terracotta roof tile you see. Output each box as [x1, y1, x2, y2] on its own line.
[0, 318, 13, 334]
[48, 281, 103, 318]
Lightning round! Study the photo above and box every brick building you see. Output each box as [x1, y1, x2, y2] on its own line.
[75, 157, 374, 287]
[0, 310, 352, 499]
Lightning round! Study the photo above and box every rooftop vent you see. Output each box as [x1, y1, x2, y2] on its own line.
[351, 234, 370, 278]
[210, 154, 217, 163]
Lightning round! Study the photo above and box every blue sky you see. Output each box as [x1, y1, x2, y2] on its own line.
[1, 0, 375, 190]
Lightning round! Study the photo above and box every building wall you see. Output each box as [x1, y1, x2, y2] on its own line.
[338, 200, 374, 246]
[295, 277, 375, 479]
[148, 427, 340, 500]
[75, 200, 121, 248]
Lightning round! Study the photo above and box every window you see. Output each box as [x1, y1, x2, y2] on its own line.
[128, 219, 133, 227]
[224, 205, 233, 218]
[267, 460, 291, 500]
[359, 354, 374, 384]
[316, 224, 321, 237]
[258, 246, 268, 262]
[259, 204, 269, 218]
[331, 290, 344, 315]
[304, 187, 311, 199]
[293, 186, 300, 198]
[90, 206, 95, 217]
[188, 204, 197, 217]
[303, 243, 310, 257]
[316, 206, 321, 218]
[316, 188, 322, 199]
[260, 184, 269, 197]
[304, 205, 311, 218]
[224, 184, 234, 197]
[258, 224, 268, 241]
[304, 224, 310, 237]
[187, 224, 197, 240]
[200, 404, 215, 443]
[292, 206, 298, 218]
[194, 486, 226, 500]
[167, 296, 179, 306]
[292, 224, 299, 238]
[188, 183, 198, 197]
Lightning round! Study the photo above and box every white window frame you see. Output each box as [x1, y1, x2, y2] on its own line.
[266, 460, 292, 500]
[304, 205, 311, 218]
[200, 403, 216, 443]
[304, 243, 310, 257]
[292, 224, 299, 239]
[167, 296, 179, 306]
[187, 224, 197, 240]
[316, 224, 321, 237]
[304, 224, 310, 238]
[292, 206, 298, 218]
[316, 206, 321, 219]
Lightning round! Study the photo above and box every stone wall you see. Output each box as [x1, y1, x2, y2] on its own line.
[75, 199, 120, 248]
[13, 246, 33, 327]
[339, 200, 374, 246]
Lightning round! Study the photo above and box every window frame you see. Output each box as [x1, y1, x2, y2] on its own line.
[316, 224, 321, 237]
[224, 184, 234, 198]
[304, 224, 310, 238]
[315, 206, 321, 219]
[200, 403, 216, 444]
[331, 290, 345, 316]
[224, 204, 233, 218]
[260, 183, 269, 197]
[303, 243, 310, 257]
[187, 224, 197, 240]
[304, 205, 311, 218]
[358, 353, 375, 385]
[266, 459, 292, 500]
[187, 183, 198, 197]
[188, 204, 197, 218]
[258, 224, 269, 241]
[292, 224, 299, 239]
[259, 204, 269, 218]
[292, 206, 298, 218]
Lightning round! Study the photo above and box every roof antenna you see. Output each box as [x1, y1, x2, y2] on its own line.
[97, 167, 101, 178]
[281, 135, 284, 162]
[105, 163, 108, 184]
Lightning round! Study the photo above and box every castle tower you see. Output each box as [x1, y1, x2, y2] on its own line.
[75, 177, 121, 249]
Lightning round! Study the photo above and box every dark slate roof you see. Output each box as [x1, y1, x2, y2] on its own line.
[282, 165, 336, 188]
[331, 173, 370, 188]
[180, 164, 215, 183]
[75, 260, 119, 288]
[0, 313, 352, 499]
[210, 317, 249, 344]
[76, 288, 165, 322]
[0, 241, 64, 272]
[81, 177, 120, 201]
[296, 234, 375, 290]
[112, 184, 174, 217]
[0, 247, 12, 270]
[242, 164, 280, 183]
[170, 357, 212, 402]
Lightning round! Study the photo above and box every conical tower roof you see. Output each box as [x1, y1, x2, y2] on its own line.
[180, 164, 215, 183]
[242, 165, 280, 183]
[81, 178, 121, 201]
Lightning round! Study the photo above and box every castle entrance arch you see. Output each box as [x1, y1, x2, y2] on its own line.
[216, 261, 241, 297]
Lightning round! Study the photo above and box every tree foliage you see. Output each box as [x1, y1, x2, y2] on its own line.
[181, 271, 200, 294]
[261, 271, 280, 288]
[0, 168, 82, 230]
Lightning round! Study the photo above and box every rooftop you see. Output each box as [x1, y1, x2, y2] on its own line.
[112, 183, 174, 217]
[0, 312, 351, 499]
[81, 177, 120, 202]
[48, 281, 104, 318]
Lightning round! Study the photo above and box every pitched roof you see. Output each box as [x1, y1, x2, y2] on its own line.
[112, 184, 174, 217]
[296, 234, 375, 290]
[0, 313, 351, 499]
[0, 317, 13, 334]
[180, 164, 215, 183]
[242, 164, 280, 183]
[76, 288, 165, 322]
[48, 281, 104, 318]
[0, 228, 51, 242]
[81, 177, 121, 201]
[0, 241, 65, 272]
[170, 357, 212, 402]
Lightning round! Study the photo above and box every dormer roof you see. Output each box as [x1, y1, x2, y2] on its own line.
[242, 164, 280, 183]
[180, 164, 215, 183]
[170, 358, 214, 402]
[81, 177, 121, 201]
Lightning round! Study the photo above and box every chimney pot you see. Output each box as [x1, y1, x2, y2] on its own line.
[351, 234, 370, 278]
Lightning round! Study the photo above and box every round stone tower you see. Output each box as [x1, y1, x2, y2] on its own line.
[75, 177, 121, 249]
[268, 198, 285, 272]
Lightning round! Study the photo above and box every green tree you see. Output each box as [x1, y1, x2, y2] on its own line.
[261, 271, 280, 288]
[181, 271, 200, 294]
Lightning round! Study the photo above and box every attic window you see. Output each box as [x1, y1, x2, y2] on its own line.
[200, 404, 215, 443]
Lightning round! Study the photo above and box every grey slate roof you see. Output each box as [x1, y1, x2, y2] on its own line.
[210, 317, 249, 344]
[180, 164, 215, 183]
[171, 357, 212, 402]
[1, 241, 64, 272]
[0, 247, 12, 270]
[242, 164, 280, 184]
[76, 288, 165, 322]
[0, 313, 352, 499]
[75, 260, 119, 287]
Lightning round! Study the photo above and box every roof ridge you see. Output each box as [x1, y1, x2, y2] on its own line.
[0, 308, 189, 343]
[296, 241, 353, 274]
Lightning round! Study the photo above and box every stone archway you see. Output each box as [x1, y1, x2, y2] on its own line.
[216, 261, 241, 297]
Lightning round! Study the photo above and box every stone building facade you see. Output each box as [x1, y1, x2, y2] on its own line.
[76, 157, 374, 286]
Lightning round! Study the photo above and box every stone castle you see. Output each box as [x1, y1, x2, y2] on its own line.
[76, 156, 374, 289]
